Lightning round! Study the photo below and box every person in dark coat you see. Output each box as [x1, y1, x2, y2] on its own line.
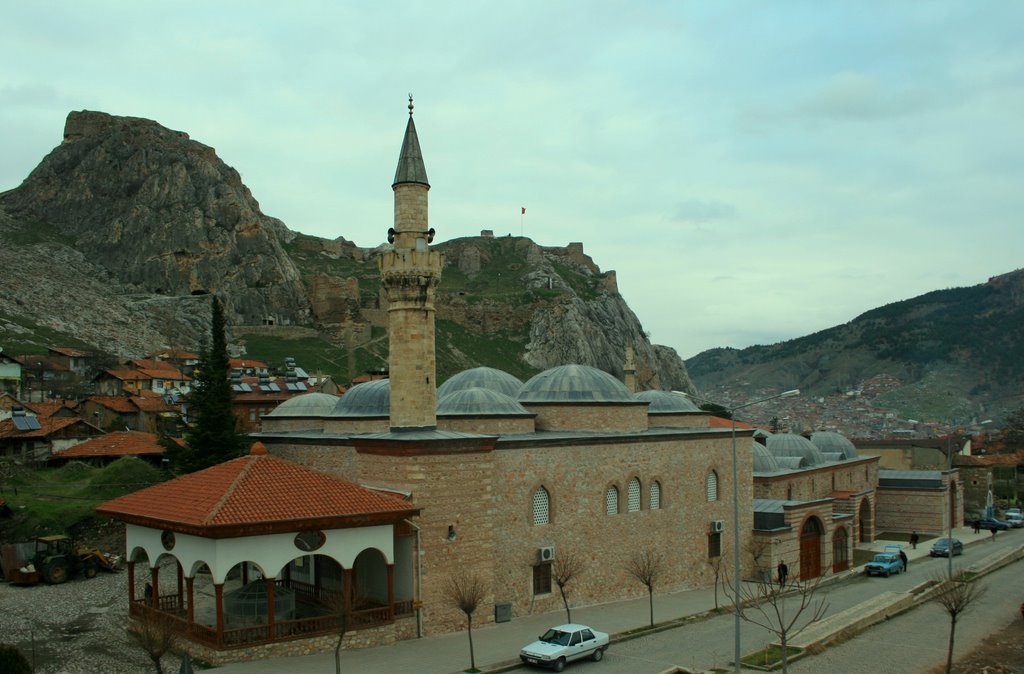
[777, 560, 789, 589]
[899, 549, 908, 572]
[909, 531, 919, 549]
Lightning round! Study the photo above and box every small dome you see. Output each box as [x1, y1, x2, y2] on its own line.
[265, 392, 340, 417]
[810, 431, 858, 460]
[634, 390, 701, 413]
[766, 433, 827, 467]
[752, 441, 781, 472]
[331, 379, 390, 417]
[437, 367, 524, 398]
[437, 387, 532, 416]
[519, 364, 633, 403]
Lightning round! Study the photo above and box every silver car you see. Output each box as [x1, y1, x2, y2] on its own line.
[520, 623, 610, 671]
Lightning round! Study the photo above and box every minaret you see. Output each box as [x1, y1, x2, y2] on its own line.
[379, 97, 444, 430]
[623, 346, 637, 393]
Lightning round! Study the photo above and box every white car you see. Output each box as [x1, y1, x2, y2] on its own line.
[1005, 511, 1024, 528]
[519, 623, 609, 671]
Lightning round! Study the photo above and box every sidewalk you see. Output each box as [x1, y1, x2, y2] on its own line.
[209, 525, 995, 674]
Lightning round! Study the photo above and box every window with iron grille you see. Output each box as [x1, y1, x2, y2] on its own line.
[707, 470, 719, 502]
[532, 487, 550, 525]
[627, 477, 641, 512]
[650, 481, 661, 510]
[533, 562, 552, 594]
[708, 531, 722, 558]
[606, 485, 619, 515]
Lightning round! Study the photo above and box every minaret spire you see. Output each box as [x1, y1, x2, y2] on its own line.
[379, 98, 443, 430]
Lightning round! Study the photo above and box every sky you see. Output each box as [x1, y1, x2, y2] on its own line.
[2, 1, 1023, 360]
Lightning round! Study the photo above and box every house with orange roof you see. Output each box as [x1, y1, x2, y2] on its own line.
[128, 359, 192, 396]
[0, 413, 103, 461]
[80, 394, 178, 435]
[97, 443, 419, 664]
[228, 359, 269, 377]
[51, 430, 166, 465]
[149, 348, 200, 376]
[94, 368, 151, 396]
[48, 346, 93, 376]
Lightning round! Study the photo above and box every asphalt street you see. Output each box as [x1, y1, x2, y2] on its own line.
[504, 531, 1023, 674]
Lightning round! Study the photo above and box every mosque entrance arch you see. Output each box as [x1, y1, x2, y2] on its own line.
[858, 498, 872, 543]
[799, 516, 823, 580]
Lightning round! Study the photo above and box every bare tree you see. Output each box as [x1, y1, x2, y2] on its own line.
[707, 551, 727, 611]
[722, 570, 828, 673]
[745, 537, 772, 582]
[444, 573, 488, 672]
[932, 571, 987, 674]
[330, 589, 348, 674]
[552, 548, 587, 624]
[625, 547, 663, 626]
[131, 607, 177, 674]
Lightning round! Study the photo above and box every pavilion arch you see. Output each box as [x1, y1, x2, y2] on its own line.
[832, 526, 850, 573]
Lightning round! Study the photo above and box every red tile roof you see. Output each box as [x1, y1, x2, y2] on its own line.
[229, 359, 269, 370]
[89, 395, 138, 413]
[49, 346, 90, 358]
[0, 416, 95, 439]
[97, 444, 419, 537]
[55, 431, 163, 458]
[101, 368, 152, 382]
[23, 400, 75, 418]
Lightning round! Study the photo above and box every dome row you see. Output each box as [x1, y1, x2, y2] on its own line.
[269, 365, 703, 418]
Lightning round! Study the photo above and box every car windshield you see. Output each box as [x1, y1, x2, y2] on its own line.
[540, 629, 572, 646]
[872, 554, 896, 562]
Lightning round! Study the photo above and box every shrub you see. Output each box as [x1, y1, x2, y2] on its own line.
[0, 644, 32, 674]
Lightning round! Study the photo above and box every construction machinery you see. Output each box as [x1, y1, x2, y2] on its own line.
[30, 535, 118, 584]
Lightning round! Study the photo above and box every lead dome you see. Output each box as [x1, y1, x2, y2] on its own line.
[518, 364, 634, 403]
[634, 390, 701, 413]
[265, 392, 340, 417]
[331, 379, 390, 417]
[437, 367, 524, 398]
[810, 431, 858, 460]
[437, 387, 532, 416]
[766, 433, 827, 467]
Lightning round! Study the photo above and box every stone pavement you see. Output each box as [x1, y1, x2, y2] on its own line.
[209, 525, 1000, 674]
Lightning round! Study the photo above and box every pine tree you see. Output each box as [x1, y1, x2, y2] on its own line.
[172, 296, 247, 473]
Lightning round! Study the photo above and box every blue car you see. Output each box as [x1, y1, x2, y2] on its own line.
[978, 517, 1010, 531]
[865, 545, 905, 577]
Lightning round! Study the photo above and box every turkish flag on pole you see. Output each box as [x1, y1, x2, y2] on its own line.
[521, 207, 526, 215]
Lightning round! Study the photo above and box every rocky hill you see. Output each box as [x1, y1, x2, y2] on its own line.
[686, 268, 1024, 427]
[0, 110, 693, 392]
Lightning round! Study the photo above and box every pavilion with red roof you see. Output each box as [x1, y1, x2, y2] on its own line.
[96, 443, 420, 661]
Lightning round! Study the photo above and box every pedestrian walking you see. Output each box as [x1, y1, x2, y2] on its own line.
[777, 560, 788, 589]
[973, 518, 981, 534]
[899, 549, 908, 572]
[909, 531, 919, 549]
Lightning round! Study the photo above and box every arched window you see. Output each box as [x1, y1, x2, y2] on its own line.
[707, 470, 719, 502]
[627, 477, 641, 512]
[532, 487, 550, 525]
[606, 485, 619, 515]
[649, 481, 662, 510]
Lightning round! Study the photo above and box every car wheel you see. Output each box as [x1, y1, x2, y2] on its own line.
[553, 657, 566, 672]
[592, 647, 605, 662]
[885, 570, 890, 577]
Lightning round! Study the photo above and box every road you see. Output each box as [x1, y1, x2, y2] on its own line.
[507, 533, 1023, 674]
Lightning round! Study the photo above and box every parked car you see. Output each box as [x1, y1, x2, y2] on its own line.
[929, 538, 964, 557]
[1006, 507, 1022, 517]
[978, 517, 1011, 531]
[865, 544, 905, 577]
[1005, 512, 1024, 528]
[520, 624, 609, 671]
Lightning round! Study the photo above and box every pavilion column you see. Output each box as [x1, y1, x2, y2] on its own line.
[343, 568, 353, 619]
[215, 583, 225, 646]
[186, 576, 195, 630]
[386, 564, 395, 621]
[127, 561, 136, 602]
[265, 576, 277, 640]
[150, 565, 160, 609]
[176, 563, 184, 610]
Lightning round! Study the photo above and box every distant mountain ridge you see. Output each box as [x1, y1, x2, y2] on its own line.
[0, 110, 693, 392]
[686, 268, 1024, 424]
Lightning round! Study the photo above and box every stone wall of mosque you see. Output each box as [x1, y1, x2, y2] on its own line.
[437, 416, 535, 434]
[521, 402, 649, 432]
[875, 478, 962, 536]
[269, 442, 360, 478]
[754, 458, 878, 502]
[489, 432, 752, 619]
[355, 444, 497, 636]
[322, 417, 390, 433]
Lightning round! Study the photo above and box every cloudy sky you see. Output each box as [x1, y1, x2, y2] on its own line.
[3, 1, 1022, 359]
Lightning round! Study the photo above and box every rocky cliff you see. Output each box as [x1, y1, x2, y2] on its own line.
[0, 110, 694, 391]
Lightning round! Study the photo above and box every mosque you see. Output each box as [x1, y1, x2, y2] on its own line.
[97, 102, 956, 664]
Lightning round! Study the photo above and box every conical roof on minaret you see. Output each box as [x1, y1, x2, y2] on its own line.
[392, 98, 429, 188]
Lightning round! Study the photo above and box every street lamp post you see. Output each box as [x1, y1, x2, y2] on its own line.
[677, 388, 800, 672]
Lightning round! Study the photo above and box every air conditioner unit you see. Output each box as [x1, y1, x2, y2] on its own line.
[538, 545, 555, 562]
[711, 520, 725, 533]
